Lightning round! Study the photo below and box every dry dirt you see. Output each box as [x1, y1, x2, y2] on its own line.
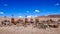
[0, 17, 60, 34]
[0, 25, 60, 34]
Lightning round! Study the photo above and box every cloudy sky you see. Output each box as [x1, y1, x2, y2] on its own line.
[0, 0, 60, 18]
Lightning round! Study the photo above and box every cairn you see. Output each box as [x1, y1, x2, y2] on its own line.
[11, 15, 16, 25]
[46, 19, 59, 28]
[16, 18, 24, 26]
[30, 18, 34, 24]
[34, 18, 39, 28]
[1, 16, 10, 26]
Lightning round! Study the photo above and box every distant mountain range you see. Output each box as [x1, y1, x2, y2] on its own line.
[37, 15, 60, 18]
[0, 14, 60, 18]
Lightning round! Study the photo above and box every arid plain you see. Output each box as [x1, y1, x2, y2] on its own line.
[0, 15, 60, 34]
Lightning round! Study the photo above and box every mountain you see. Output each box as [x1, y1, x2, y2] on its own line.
[37, 15, 60, 18]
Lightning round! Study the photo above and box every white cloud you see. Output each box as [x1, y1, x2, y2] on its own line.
[18, 16, 22, 18]
[0, 12, 4, 14]
[26, 11, 29, 13]
[55, 3, 60, 6]
[31, 15, 38, 18]
[35, 10, 40, 13]
[27, 15, 32, 18]
[34, 15, 38, 17]
[4, 4, 8, 6]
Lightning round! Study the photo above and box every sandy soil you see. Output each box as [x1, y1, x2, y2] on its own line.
[0, 25, 60, 34]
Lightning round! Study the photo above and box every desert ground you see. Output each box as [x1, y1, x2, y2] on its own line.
[0, 16, 60, 34]
[0, 25, 60, 34]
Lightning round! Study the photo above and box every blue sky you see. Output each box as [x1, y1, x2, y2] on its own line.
[0, 0, 60, 18]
